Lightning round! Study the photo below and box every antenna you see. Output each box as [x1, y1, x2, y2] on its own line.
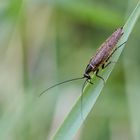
[39, 77, 85, 96]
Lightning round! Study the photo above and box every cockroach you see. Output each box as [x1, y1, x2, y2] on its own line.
[40, 27, 126, 96]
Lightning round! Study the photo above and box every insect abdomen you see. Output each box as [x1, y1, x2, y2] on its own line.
[90, 27, 123, 66]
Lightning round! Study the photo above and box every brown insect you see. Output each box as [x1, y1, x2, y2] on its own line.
[40, 27, 126, 96]
[84, 26, 125, 83]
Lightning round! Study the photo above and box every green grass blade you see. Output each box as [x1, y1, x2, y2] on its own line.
[52, 1, 140, 140]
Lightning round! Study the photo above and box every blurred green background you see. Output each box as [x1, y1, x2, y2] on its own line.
[0, 0, 140, 140]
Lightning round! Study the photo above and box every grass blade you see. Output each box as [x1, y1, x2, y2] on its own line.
[52, 1, 140, 140]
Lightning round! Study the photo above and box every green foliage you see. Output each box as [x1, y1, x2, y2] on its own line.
[0, 0, 140, 140]
[52, 1, 140, 140]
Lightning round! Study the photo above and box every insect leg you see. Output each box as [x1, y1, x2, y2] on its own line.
[106, 41, 126, 63]
[102, 41, 127, 69]
[102, 61, 116, 69]
[95, 69, 105, 84]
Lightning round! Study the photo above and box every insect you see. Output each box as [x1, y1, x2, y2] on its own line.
[40, 27, 126, 96]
